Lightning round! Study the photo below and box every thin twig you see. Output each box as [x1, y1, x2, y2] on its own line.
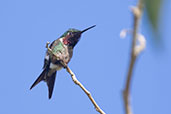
[122, 0, 144, 114]
[66, 66, 105, 114]
[46, 42, 105, 114]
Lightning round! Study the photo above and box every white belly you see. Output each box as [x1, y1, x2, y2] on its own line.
[50, 63, 62, 71]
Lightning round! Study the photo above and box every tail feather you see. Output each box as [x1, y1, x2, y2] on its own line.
[30, 69, 46, 90]
[47, 71, 57, 99]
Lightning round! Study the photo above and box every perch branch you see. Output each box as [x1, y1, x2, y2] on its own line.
[46, 42, 105, 114]
[65, 66, 105, 114]
[122, 0, 145, 114]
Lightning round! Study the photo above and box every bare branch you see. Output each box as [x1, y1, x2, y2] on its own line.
[122, 0, 145, 114]
[66, 66, 105, 114]
[46, 42, 105, 114]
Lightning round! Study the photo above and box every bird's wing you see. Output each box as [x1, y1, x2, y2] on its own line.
[44, 39, 64, 66]
[42, 40, 59, 69]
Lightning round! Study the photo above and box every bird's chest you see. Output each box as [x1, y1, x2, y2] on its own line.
[53, 39, 68, 56]
[50, 39, 73, 65]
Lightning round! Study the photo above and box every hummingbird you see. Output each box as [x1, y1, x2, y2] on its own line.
[30, 25, 96, 99]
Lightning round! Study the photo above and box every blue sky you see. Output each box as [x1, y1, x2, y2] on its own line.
[0, 0, 171, 114]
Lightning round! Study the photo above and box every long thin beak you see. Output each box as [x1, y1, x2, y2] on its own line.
[81, 25, 96, 34]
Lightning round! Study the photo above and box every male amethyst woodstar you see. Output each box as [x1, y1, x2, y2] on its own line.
[30, 25, 96, 99]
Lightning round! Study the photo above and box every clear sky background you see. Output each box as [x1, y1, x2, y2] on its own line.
[0, 0, 171, 114]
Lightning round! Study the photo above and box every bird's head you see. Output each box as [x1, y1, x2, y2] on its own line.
[61, 25, 96, 48]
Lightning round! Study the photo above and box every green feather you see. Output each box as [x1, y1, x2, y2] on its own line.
[52, 41, 64, 53]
